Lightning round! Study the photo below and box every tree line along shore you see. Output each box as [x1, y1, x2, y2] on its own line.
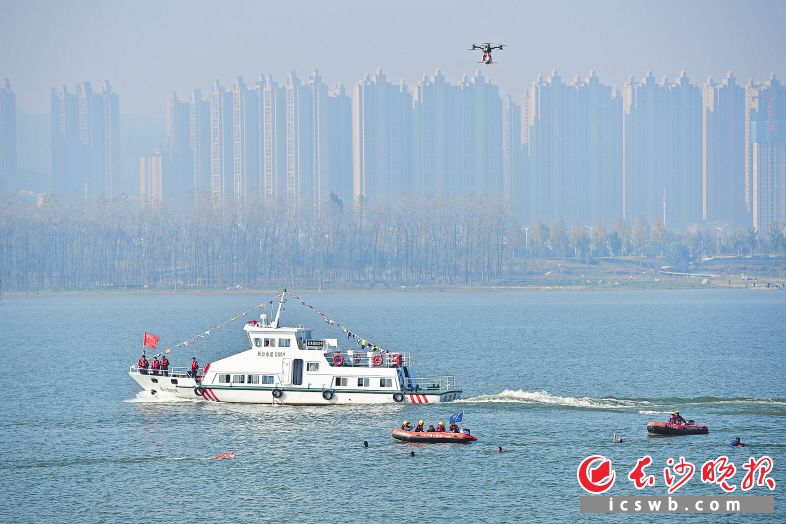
[1, 194, 785, 293]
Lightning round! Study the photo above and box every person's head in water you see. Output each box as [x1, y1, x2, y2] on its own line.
[735, 437, 741, 444]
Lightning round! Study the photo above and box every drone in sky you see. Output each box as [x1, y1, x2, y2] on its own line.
[470, 42, 505, 64]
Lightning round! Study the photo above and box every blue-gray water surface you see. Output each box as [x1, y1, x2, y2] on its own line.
[2, 289, 785, 523]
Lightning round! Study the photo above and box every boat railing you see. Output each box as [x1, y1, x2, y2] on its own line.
[129, 365, 202, 379]
[324, 350, 412, 368]
[402, 376, 460, 394]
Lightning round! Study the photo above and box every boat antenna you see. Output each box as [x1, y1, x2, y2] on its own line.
[272, 288, 287, 328]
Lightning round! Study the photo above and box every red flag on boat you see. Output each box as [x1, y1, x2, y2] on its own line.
[143, 332, 160, 349]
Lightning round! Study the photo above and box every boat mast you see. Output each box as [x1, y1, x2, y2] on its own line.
[272, 288, 287, 328]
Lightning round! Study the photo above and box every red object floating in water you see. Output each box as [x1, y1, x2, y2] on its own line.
[212, 452, 236, 459]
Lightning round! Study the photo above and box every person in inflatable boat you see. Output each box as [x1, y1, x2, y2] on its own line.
[668, 411, 687, 425]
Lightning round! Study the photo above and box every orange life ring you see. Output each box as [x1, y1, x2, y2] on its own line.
[371, 353, 384, 367]
[332, 353, 344, 366]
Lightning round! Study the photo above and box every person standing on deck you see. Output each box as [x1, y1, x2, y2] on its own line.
[190, 357, 199, 378]
[138, 354, 149, 374]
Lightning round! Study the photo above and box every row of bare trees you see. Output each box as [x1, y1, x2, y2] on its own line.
[1, 193, 784, 291]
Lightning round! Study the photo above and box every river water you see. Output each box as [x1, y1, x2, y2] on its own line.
[2, 289, 784, 522]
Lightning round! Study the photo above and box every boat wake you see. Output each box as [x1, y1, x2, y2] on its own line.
[457, 389, 649, 410]
[458, 390, 786, 413]
[124, 390, 200, 403]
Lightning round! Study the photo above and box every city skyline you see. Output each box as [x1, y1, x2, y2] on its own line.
[1, 67, 785, 233]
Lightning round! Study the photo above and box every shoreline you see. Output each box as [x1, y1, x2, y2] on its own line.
[3, 280, 784, 298]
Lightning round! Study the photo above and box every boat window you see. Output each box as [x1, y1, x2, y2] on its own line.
[232, 374, 245, 384]
[171, 379, 178, 385]
[253, 338, 262, 347]
[263, 338, 276, 347]
[218, 374, 231, 384]
[335, 377, 348, 387]
[261, 375, 275, 384]
[247, 375, 260, 384]
[357, 377, 370, 387]
[306, 362, 319, 372]
[379, 378, 392, 387]
[278, 338, 291, 347]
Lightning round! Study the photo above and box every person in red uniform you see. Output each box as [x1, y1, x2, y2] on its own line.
[151, 356, 160, 375]
[414, 419, 425, 432]
[138, 354, 149, 374]
[436, 421, 446, 432]
[190, 357, 199, 378]
[160, 355, 169, 376]
[668, 411, 687, 426]
[449, 422, 460, 433]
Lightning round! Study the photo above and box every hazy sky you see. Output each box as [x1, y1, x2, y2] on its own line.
[2, 0, 785, 118]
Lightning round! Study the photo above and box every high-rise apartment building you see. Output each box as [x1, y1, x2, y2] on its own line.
[526, 71, 621, 225]
[189, 89, 211, 198]
[353, 69, 414, 204]
[502, 94, 522, 212]
[460, 71, 503, 198]
[51, 81, 118, 199]
[748, 75, 786, 232]
[258, 75, 287, 209]
[624, 71, 701, 229]
[284, 71, 330, 215]
[167, 92, 192, 203]
[232, 77, 260, 219]
[0, 79, 16, 195]
[328, 83, 353, 209]
[414, 69, 462, 197]
[139, 148, 163, 209]
[209, 80, 233, 209]
[52, 85, 82, 195]
[703, 73, 747, 226]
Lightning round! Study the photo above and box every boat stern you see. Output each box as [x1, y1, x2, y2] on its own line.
[402, 376, 461, 403]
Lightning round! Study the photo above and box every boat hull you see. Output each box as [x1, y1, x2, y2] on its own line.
[130, 371, 460, 404]
[392, 428, 477, 443]
[647, 421, 709, 436]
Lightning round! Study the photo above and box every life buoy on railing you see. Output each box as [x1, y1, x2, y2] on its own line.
[391, 353, 402, 367]
[323, 390, 335, 401]
[332, 353, 344, 367]
[353, 353, 361, 365]
[194, 386, 204, 397]
[393, 392, 404, 403]
[272, 388, 283, 399]
[371, 353, 384, 367]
